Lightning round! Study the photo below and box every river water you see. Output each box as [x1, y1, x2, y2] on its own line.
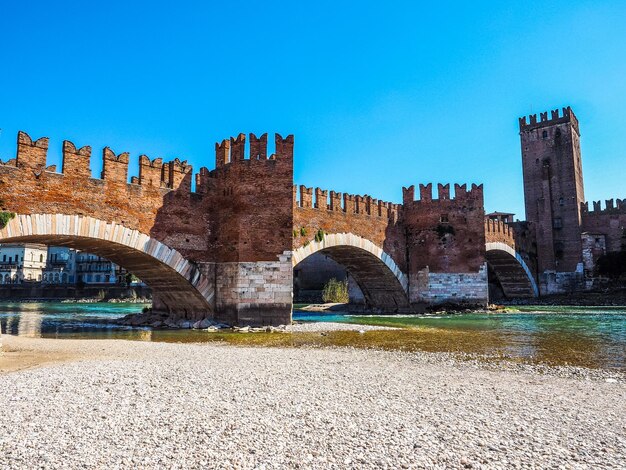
[1, 302, 625, 371]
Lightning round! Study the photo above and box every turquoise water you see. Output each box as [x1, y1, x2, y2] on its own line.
[295, 307, 626, 343]
[1, 302, 625, 370]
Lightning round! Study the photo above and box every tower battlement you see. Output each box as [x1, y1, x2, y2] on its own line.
[402, 183, 483, 204]
[214, 133, 293, 168]
[519, 106, 579, 134]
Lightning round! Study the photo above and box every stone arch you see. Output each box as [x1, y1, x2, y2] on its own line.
[0, 214, 214, 318]
[485, 242, 538, 298]
[292, 233, 409, 311]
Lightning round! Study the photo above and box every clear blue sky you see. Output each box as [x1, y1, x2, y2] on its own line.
[1, 1, 625, 219]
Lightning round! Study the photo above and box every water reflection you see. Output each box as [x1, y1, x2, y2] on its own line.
[17, 312, 43, 337]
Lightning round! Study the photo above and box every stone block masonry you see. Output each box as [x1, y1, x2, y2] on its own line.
[411, 264, 489, 306]
[198, 252, 292, 326]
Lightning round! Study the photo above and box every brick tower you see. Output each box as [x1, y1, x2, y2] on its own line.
[519, 107, 585, 293]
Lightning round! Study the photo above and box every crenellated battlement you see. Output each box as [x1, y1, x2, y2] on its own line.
[294, 184, 400, 220]
[62, 140, 92, 179]
[15, 131, 49, 170]
[2, 130, 198, 194]
[519, 106, 579, 133]
[139, 155, 167, 188]
[167, 158, 193, 191]
[101, 147, 130, 183]
[580, 198, 626, 214]
[402, 183, 483, 204]
[2, 130, 301, 200]
[484, 218, 513, 237]
[215, 133, 294, 169]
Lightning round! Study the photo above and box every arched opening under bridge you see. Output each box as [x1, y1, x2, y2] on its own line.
[292, 233, 409, 312]
[0, 214, 214, 319]
[485, 242, 538, 300]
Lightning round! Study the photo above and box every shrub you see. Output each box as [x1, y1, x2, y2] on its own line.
[0, 211, 15, 229]
[300, 227, 307, 237]
[322, 278, 349, 303]
[314, 229, 325, 243]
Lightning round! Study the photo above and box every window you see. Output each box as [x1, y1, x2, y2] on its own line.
[553, 218, 563, 229]
[40, 254, 43, 263]
[559, 197, 564, 206]
[440, 214, 449, 223]
[542, 130, 548, 139]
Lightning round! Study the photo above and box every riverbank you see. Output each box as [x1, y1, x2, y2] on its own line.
[502, 288, 626, 307]
[0, 336, 624, 468]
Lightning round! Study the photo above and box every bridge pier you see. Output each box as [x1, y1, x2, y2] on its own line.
[409, 264, 489, 307]
[197, 252, 293, 327]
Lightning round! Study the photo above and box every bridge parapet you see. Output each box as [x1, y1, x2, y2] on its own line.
[484, 218, 516, 249]
[3, 131, 195, 193]
[294, 185, 400, 222]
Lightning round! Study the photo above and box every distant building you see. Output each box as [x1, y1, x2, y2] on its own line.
[0, 243, 48, 284]
[75, 252, 118, 285]
[0, 244, 142, 287]
[43, 246, 76, 284]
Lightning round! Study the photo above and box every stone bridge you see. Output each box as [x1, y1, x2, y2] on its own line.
[0, 130, 536, 326]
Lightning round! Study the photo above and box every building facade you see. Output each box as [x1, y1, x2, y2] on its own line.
[0, 244, 137, 287]
[0, 243, 48, 284]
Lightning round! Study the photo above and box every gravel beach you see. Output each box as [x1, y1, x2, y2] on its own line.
[1, 336, 625, 469]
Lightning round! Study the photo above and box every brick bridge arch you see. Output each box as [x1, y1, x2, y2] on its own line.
[485, 220, 538, 298]
[0, 214, 214, 318]
[292, 233, 410, 311]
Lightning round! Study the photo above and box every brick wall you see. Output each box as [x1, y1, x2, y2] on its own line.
[402, 183, 486, 274]
[293, 185, 405, 270]
[581, 200, 626, 253]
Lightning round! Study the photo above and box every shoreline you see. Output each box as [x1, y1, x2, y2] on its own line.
[2, 333, 624, 382]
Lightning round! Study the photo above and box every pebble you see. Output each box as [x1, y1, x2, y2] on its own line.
[0, 336, 624, 469]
